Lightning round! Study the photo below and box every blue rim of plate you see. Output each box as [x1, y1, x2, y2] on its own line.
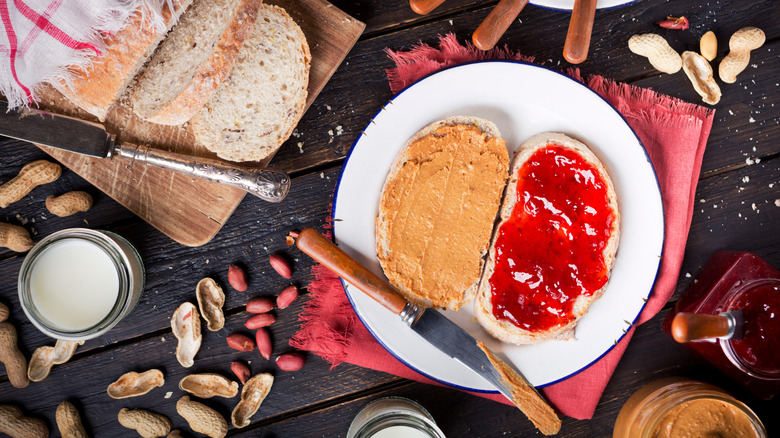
[529, 0, 638, 12]
[331, 59, 665, 392]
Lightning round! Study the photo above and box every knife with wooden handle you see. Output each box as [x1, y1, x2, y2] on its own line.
[0, 101, 290, 202]
[563, 0, 598, 64]
[472, 0, 529, 51]
[295, 228, 562, 435]
[409, 0, 447, 15]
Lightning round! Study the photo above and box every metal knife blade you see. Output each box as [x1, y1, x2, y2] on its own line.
[0, 101, 291, 202]
[294, 228, 561, 435]
[0, 100, 112, 157]
[411, 307, 529, 399]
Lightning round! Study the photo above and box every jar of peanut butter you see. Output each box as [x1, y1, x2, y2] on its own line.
[613, 378, 766, 438]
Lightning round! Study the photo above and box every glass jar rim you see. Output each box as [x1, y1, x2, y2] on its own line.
[719, 278, 780, 380]
[634, 379, 767, 438]
[18, 228, 134, 340]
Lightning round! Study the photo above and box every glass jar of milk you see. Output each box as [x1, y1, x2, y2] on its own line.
[18, 228, 144, 341]
[347, 397, 446, 438]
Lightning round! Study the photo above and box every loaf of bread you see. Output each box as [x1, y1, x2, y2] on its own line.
[475, 132, 620, 344]
[190, 4, 310, 162]
[52, 0, 191, 121]
[130, 0, 263, 125]
[376, 117, 510, 310]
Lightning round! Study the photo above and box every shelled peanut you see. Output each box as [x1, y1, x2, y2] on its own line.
[176, 396, 227, 438]
[0, 160, 61, 208]
[0, 223, 33, 252]
[0, 321, 29, 388]
[56, 401, 88, 438]
[0, 404, 48, 438]
[118, 408, 171, 438]
[719, 27, 765, 83]
[45, 191, 93, 217]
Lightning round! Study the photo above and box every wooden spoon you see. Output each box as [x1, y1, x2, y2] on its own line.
[410, 0, 447, 15]
[472, 0, 529, 51]
[563, 0, 598, 64]
[671, 311, 743, 343]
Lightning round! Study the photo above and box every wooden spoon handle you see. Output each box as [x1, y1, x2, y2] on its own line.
[671, 312, 731, 342]
[409, 0, 447, 15]
[295, 228, 408, 315]
[563, 0, 598, 64]
[472, 0, 529, 51]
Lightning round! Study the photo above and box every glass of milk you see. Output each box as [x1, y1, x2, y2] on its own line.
[346, 397, 446, 438]
[18, 228, 144, 341]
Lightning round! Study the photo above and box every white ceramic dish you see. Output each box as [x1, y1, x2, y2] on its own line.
[332, 61, 664, 391]
[530, 0, 636, 11]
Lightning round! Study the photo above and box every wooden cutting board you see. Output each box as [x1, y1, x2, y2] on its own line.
[36, 0, 365, 247]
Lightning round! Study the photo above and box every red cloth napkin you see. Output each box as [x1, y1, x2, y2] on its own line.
[0, 0, 171, 108]
[291, 34, 715, 420]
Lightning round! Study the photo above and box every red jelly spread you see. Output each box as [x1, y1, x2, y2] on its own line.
[489, 145, 615, 332]
[729, 282, 780, 375]
[663, 251, 780, 400]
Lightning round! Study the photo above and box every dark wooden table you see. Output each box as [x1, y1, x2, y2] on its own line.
[1, 0, 779, 436]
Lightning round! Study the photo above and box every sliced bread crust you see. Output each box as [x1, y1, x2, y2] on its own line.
[376, 116, 509, 310]
[131, 0, 263, 126]
[475, 132, 620, 344]
[52, 0, 191, 121]
[190, 4, 310, 162]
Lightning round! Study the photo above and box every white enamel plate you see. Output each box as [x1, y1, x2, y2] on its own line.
[332, 61, 664, 391]
[530, 0, 635, 11]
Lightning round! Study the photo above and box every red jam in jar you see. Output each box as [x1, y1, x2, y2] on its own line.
[664, 251, 780, 399]
[489, 145, 615, 332]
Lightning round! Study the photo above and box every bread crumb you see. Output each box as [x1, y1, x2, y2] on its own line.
[685, 273, 691, 278]
[749, 117, 756, 123]
[752, 203, 758, 212]
[742, 176, 750, 183]
[297, 142, 304, 154]
[775, 199, 780, 207]
[164, 391, 173, 399]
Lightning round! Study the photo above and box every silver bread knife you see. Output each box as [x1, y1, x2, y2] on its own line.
[0, 101, 291, 203]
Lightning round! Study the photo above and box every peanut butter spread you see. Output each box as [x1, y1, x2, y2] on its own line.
[653, 399, 762, 438]
[377, 124, 508, 308]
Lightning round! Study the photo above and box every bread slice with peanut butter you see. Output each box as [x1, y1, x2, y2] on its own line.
[376, 116, 510, 311]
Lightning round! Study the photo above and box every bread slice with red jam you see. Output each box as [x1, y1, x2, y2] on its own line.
[475, 132, 620, 344]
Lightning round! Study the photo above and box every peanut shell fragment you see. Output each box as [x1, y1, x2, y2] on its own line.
[196, 278, 225, 331]
[231, 373, 274, 428]
[27, 339, 84, 382]
[719, 27, 765, 83]
[172, 303, 202, 368]
[628, 33, 682, 74]
[108, 369, 165, 399]
[0, 223, 34, 252]
[0, 404, 48, 438]
[45, 191, 93, 217]
[0, 160, 61, 208]
[700, 30, 717, 61]
[0, 302, 8, 322]
[56, 401, 88, 438]
[682, 51, 721, 105]
[167, 431, 184, 438]
[179, 373, 239, 398]
[0, 321, 29, 388]
[118, 408, 172, 438]
[176, 396, 227, 438]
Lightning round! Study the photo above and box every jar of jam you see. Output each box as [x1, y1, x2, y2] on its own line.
[663, 251, 780, 399]
[613, 378, 767, 438]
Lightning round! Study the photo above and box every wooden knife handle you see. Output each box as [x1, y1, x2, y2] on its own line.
[563, 0, 597, 64]
[671, 312, 731, 342]
[472, 0, 529, 51]
[296, 228, 408, 315]
[410, 0, 446, 15]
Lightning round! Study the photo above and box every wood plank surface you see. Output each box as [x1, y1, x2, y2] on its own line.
[35, 0, 364, 247]
[0, 0, 779, 436]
